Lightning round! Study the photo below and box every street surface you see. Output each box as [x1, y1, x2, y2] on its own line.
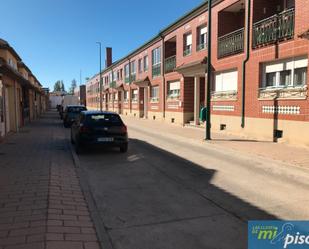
[1, 111, 308, 249]
[74, 115, 309, 249]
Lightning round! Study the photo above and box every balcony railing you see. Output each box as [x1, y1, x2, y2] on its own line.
[218, 28, 244, 59]
[253, 8, 295, 48]
[164, 56, 176, 73]
[109, 81, 116, 88]
[124, 74, 136, 84]
[152, 63, 161, 78]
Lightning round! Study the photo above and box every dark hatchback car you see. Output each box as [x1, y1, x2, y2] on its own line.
[71, 111, 128, 154]
[63, 105, 87, 127]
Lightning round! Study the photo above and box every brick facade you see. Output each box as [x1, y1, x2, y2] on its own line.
[86, 0, 309, 146]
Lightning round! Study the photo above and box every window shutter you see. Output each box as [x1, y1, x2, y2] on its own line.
[169, 81, 180, 90]
[200, 26, 207, 35]
[186, 34, 192, 45]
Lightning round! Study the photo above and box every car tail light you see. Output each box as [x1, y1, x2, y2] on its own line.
[120, 125, 127, 133]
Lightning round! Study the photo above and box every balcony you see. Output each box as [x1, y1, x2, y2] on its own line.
[253, 8, 295, 48]
[164, 56, 176, 74]
[218, 28, 244, 59]
[124, 74, 136, 84]
[109, 81, 116, 88]
[152, 64, 161, 78]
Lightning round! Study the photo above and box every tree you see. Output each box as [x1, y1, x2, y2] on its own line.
[53, 80, 66, 92]
[69, 79, 77, 94]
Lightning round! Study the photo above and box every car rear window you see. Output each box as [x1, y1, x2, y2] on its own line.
[86, 114, 123, 126]
[68, 107, 87, 113]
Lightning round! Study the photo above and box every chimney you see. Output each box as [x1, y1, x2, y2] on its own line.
[105, 47, 112, 68]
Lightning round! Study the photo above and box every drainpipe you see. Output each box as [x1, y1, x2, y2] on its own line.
[241, 0, 251, 128]
[159, 34, 166, 118]
[128, 57, 132, 114]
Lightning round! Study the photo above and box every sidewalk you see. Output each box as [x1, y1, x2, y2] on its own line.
[121, 116, 309, 169]
[0, 111, 100, 249]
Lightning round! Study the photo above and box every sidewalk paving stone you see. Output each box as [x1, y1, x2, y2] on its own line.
[0, 111, 101, 249]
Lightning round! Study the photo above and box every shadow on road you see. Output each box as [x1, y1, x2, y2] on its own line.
[78, 138, 278, 249]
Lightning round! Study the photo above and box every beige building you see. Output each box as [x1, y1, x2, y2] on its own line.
[0, 38, 48, 139]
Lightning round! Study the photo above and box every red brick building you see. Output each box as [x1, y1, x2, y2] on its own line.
[86, 0, 309, 146]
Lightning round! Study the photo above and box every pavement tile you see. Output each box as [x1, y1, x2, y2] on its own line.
[0, 111, 99, 249]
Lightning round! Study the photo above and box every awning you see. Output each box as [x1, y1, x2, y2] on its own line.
[175, 57, 208, 77]
[133, 76, 150, 87]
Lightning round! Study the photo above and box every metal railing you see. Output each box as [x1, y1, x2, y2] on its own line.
[253, 8, 295, 48]
[109, 81, 116, 88]
[152, 63, 161, 78]
[218, 28, 244, 58]
[164, 56, 176, 73]
[124, 74, 136, 84]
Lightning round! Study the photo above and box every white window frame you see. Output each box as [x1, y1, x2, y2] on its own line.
[152, 47, 161, 66]
[262, 57, 308, 88]
[131, 89, 138, 102]
[167, 81, 180, 99]
[151, 86, 159, 102]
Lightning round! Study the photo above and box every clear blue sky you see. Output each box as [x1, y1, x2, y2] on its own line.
[0, 0, 203, 91]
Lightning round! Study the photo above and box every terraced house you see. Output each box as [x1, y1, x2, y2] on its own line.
[0, 39, 48, 139]
[86, 0, 309, 146]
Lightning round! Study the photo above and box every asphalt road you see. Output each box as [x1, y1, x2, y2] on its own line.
[73, 123, 309, 249]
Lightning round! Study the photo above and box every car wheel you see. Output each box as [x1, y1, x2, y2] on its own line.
[120, 144, 128, 153]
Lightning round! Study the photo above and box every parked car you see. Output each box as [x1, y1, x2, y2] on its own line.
[63, 105, 87, 128]
[71, 111, 128, 154]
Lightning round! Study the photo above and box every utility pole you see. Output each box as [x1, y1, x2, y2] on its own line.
[205, 0, 212, 140]
[96, 42, 103, 111]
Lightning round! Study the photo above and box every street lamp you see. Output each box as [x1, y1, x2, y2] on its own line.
[205, 0, 212, 140]
[96, 42, 103, 111]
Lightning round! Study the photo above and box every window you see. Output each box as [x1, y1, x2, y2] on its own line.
[120, 69, 123, 80]
[266, 72, 276, 87]
[131, 89, 138, 101]
[124, 91, 129, 101]
[197, 26, 207, 51]
[183, 33, 192, 56]
[215, 70, 238, 92]
[263, 57, 308, 88]
[113, 71, 117, 82]
[109, 72, 113, 83]
[167, 81, 180, 98]
[279, 70, 292, 86]
[138, 59, 143, 73]
[130, 61, 136, 75]
[124, 64, 130, 78]
[151, 86, 159, 102]
[144, 55, 149, 71]
[152, 47, 161, 66]
[294, 67, 307, 86]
